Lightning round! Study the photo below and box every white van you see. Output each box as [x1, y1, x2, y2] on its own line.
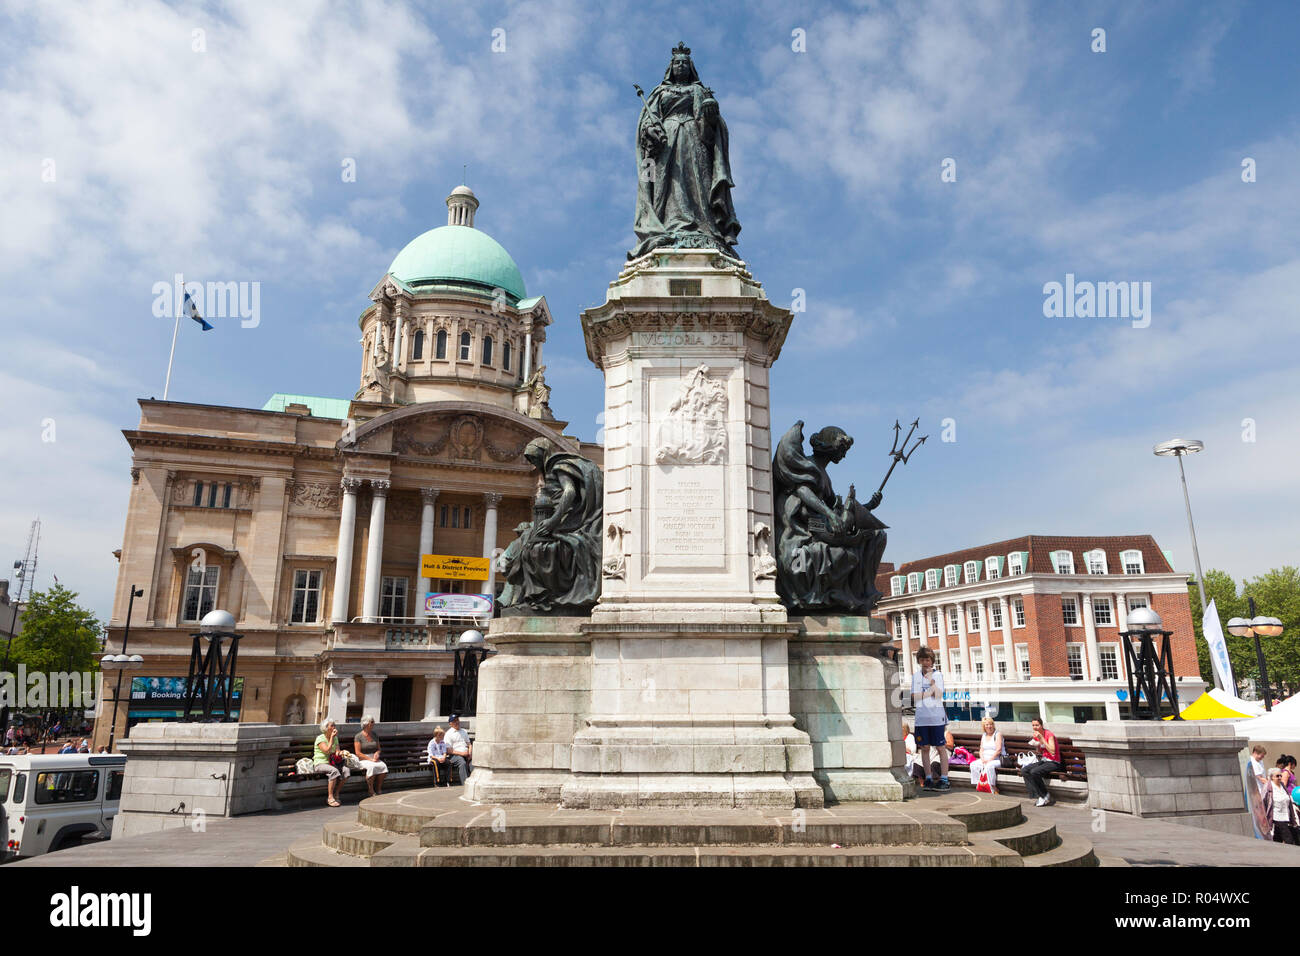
[0, 754, 126, 861]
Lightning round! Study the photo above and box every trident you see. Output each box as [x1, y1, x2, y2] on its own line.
[875, 419, 927, 496]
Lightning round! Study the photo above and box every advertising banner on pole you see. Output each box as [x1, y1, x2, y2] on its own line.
[1203, 598, 1235, 693]
[424, 593, 493, 615]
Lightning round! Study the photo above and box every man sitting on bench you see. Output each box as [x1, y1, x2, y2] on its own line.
[444, 714, 473, 785]
[426, 726, 451, 786]
[1024, 717, 1062, 807]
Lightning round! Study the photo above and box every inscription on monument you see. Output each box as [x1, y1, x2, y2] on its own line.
[635, 331, 738, 348]
[651, 464, 726, 569]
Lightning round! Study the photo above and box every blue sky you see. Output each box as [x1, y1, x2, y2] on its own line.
[2, 0, 1297, 621]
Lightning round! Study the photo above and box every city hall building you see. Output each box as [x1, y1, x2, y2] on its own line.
[95, 187, 601, 746]
[876, 535, 1204, 723]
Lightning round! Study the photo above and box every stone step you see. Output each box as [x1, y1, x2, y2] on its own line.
[1098, 853, 1131, 867]
[286, 836, 370, 867]
[976, 817, 1060, 857]
[368, 842, 1025, 867]
[1020, 834, 1099, 868]
[417, 807, 968, 848]
[322, 820, 405, 857]
[937, 795, 1024, 833]
[356, 791, 461, 834]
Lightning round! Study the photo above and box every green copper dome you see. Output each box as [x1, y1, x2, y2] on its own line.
[387, 225, 526, 300]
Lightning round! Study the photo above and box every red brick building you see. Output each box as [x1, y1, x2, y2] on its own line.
[875, 535, 1203, 723]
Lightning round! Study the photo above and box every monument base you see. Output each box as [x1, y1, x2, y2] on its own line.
[789, 614, 914, 803]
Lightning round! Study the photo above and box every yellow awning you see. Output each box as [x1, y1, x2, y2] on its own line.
[1163, 691, 1254, 720]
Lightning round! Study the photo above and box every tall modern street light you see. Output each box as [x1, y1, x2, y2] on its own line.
[103, 584, 144, 751]
[1227, 598, 1285, 711]
[1153, 438, 1217, 689]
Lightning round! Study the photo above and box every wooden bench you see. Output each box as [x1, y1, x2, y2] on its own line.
[938, 732, 1087, 800]
[274, 731, 470, 802]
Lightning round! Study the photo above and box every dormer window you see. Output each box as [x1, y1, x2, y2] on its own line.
[435, 329, 448, 360]
[1008, 551, 1026, 576]
[925, 569, 939, 590]
[1052, 551, 1075, 574]
[459, 331, 472, 361]
[944, 565, 959, 587]
[411, 329, 424, 361]
[907, 572, 921, 594]
[963, 560, 979, 584]
[1121, 549, 1144, 575]
[1085, 549, 1107, 575]
[890, 576, 903, 597]
[985, 556, 1002, 580]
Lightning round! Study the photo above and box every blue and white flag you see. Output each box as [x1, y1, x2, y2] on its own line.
[1203, 598, 1235, 692]
[184, 288, 213, 331]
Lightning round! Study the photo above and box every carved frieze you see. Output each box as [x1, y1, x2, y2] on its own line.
[289, 481, 341, 511]
[655, 364, 728, 465]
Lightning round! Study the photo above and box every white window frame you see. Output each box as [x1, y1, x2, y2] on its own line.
[907, 572, 921, 594]
[985, 557, 1001, 580]
[290, 569, 323, 624]
[910, 612, 921, 638]
[1061, 596, 1079, 626]
[459, 331, 472, 362]
[1012, 597, 1026, 628]
[1085, 549, 1108, 575]
[1127, 595, 1149, 612]
[380, 576, 408, 620]
[1015, 644, 1031, 679]
[990, 601, 1004, 630]
[993, 646, 1008, 679]
[927, 609, 940, 637]
[925, 569, 939, 590]
[890, 576, 903, 597]
[1092, 596, 1113, 626]
[1008, 551, 1025, 576]
[944, 565, 959, 587]
[1052, 551, 1075, 574]
[963, 560, 979, 584]
[949, 649, 963, 679]
[967, 603, 981, 631]
[947, 607, 960, 634]
[1099, 644, 1121, 681]
[182, 565, 219, 622]
[892, 613, 904, 641]
[1121, 549, 1144, 575]
[1066, 643, 1085, 679]
[970, 647, 985, 678]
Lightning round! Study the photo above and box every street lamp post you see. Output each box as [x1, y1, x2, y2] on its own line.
[104, 585, 144, 751]
[1153, 438, 1217, 690]
[1119, 607, 1182, 720]
[1227, 598, 1285, 711]
[452, 629, 489, 717]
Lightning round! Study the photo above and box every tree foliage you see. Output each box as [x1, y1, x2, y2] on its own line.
[1189, 567, 1300, 695]
[7, 584, 102, 675]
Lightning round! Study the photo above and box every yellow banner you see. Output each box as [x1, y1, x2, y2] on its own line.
[421, 553, 490, 580]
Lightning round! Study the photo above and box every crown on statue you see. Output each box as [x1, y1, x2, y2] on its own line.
[672, 41, 691, 56]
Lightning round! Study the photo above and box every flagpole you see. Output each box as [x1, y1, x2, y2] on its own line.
[164, 273, 183, 400]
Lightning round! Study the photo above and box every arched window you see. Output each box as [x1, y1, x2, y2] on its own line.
[503, 341, 512, 371]
[459, 331, 471, 361]
[482, 335, 494, 366]
[411, 329, 424, 360]
[435, 329, 447, 360]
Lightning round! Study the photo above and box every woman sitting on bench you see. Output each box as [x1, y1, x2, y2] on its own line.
[1024, 717, 1062, 807]
[969, 715, 1004, 794]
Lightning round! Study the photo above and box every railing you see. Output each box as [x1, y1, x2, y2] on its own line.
[329, 616, 492, 652]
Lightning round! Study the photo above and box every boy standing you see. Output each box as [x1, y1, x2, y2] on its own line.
[911, 647, 950, 791]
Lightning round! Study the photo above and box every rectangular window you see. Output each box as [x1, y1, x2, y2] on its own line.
[1100, 644, 1120, 680]
[207, 482, 218, 508]
[451, 506, 460, 529]
[928, 609, 940, 637]
[907, 572, 921, 594]
[947, 607, 960, 634]
[892, 614, 904, 641]
[1061, 597, 1079, 626]
[463, 507, 472, 529]
[890, 577, 903, 597]
[0, 768, 10, 802]
[106, 770, 125, 801]
[1067, 644, 1084, 679]
[223, 482, 232, 508]
[1012, 597, 1026, 627]
[1054, 551, 1074, 574]
[291, 569, 322, 624]
[970, 647, 985, 678]
[193, 481, 204, 506]
[439, 504, 448, 528]
[33, 771, 99, 805]
[910, 613, 920, 638]
[993, 646, 1008, 679]
[380, 576, 408, 620]
[1009, 552, 1025, 576]
[182, 566, 219, 622]
[985, 557, 1001, 580]
[949, 649, 963, 679]
[459, 332, 472, 361]
[1092, 597, 1113, 626]
[1127, 595, 1149, 612]
[963, 561, 979, 584]
[925, 569, 939, 590]
[990, 601, 1004, 629]
[1016, 644, 1031, 679]
[967, 604, 981, 631]
[1086, 549, 1107, 575]
[1122, 550, 1144, 575]
[944, 566, 959, 587]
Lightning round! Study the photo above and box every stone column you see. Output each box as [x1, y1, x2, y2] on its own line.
[977, 599, 993, 681]
[324, 671, 351, 723]
[330, 476, 363, 623]
[413, 488, 439, 624]
[423, 675, 442, 721]
[361, 479, 390, 623]
[361, 674, 385, 721]
[998, 596, 1015, 682]
[1081, 593, 1101, 681]
[935, 606, 950, 672]
[482, 492, 501, 596]
[955, 602, 971, 680]
[900, 615, 914, 683]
